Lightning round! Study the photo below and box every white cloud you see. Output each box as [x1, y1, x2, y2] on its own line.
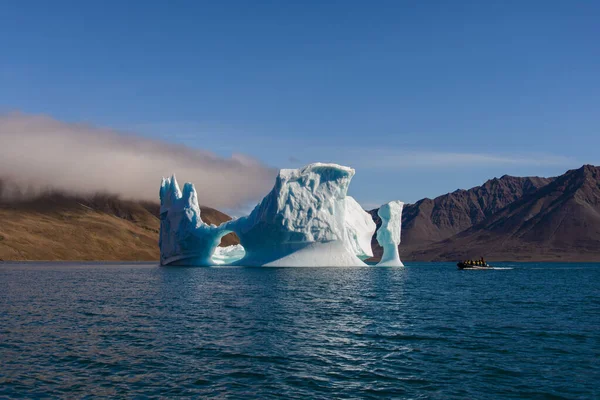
[344, 148, 574, 170]
[0, 112, 277, 209]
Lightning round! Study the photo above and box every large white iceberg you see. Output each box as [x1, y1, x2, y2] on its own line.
[222, 163, 371, 266]
[159, 163, 400, 267]
[376, 201, 404, 267]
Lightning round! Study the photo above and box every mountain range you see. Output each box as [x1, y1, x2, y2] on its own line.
[1, 164, 599, 262]
[371, 164, 600, 262]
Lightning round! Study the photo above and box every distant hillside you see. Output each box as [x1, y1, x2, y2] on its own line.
[0, 191, 236, 261]
[370, 173, 554, 260]
[401, 174, 554, 246]
[368, 164, 600, 262]
[414, 165, 600, 261]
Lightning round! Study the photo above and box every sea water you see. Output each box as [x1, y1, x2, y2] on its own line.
[1, 262, 598, 399]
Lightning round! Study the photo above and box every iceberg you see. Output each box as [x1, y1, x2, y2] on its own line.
[222, 163, 368, 266]
[376, 201, 404, 267]
[159, 176, 232, 266]
[159, 162, 402, 267]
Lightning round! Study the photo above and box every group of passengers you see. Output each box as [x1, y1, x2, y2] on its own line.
[463, 257, 487, 266]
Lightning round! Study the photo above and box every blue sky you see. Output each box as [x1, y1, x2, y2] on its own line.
[1, 1, 599, 208]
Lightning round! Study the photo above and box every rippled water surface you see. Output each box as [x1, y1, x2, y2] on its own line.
[1, 262, 599, 399]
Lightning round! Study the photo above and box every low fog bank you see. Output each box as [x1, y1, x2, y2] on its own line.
[0, 113, 277, 209]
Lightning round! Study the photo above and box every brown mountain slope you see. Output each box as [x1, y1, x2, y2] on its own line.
[0, 192, 236, 261]
[402, 174, 554, 246]
[409, 165, 600, 261]
[370, 174, 554, 260]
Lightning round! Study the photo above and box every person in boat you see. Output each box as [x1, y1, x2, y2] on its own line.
[459, 258, 490, 268]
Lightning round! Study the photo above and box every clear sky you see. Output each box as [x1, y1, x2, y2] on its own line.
[1, 1, 599, 208]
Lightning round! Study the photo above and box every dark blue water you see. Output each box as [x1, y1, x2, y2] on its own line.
[1, 262, 599, 399]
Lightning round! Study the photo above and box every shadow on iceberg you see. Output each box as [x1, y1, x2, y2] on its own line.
[159, 163, 403, 267]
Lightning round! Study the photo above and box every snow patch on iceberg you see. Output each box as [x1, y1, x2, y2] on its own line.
[376, 200, 404, 267]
